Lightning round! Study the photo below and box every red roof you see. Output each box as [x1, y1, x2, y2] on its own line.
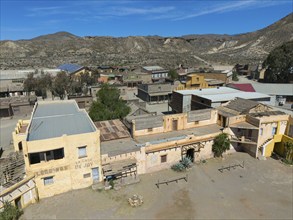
[229, 83, 256, 92]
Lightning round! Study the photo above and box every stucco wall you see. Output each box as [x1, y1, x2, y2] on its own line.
[23, 131, 101, 199]
[133, 109, 217, 137]
[0, 176, 37, 210]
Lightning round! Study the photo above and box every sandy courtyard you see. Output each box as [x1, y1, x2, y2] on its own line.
[21, 152, 293, 219]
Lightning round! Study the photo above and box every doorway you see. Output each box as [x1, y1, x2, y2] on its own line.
[186, 148, 195, 162]
[15, 197, 22, 209]
[18, 142, 23, 151]
[92, 167, 100, 183]
[172, 120, 178, 131]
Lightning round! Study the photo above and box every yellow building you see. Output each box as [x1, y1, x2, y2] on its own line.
[217, 98, 291, 158]
[21, 100, 101, 199]
[176, 74, 209, 90]
[101, 109, 228, 181]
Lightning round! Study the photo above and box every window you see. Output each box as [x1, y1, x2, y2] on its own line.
[272, 127, 277, 135]
[78, 146, 87, 158]
[148, 128, 153, 132]
[44, 176, 54, 185]
[29, 148, 64, 165]
[83, 173, 91, 178]
[259, 128, 263, 136]
[161, 155, 167, 163]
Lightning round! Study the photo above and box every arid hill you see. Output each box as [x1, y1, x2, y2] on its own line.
[0, 13, 292, 69]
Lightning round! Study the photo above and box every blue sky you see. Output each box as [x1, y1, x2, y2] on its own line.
[1, 0, 292, 40]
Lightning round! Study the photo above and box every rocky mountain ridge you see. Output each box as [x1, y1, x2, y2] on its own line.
[0, 13, 292, 69]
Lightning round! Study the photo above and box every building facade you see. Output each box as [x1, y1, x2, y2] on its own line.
[141, 66, 169, 82]
[20, 100, 101, 199]
[137, 83, 172, 103]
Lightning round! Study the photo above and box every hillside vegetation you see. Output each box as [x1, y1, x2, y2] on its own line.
[0, 13, 292, 69]
[263, 41, 293, 83]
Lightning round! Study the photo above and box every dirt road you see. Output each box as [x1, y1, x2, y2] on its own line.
[21, 152, 293, 219]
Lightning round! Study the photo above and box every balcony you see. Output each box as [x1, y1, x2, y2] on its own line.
[230, 135, 257, 145]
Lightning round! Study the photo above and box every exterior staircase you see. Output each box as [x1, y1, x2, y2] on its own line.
[258, 138, 274, 159]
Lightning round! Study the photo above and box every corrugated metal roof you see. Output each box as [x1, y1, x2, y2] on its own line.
[27, 100, 96, 141]
[94, 119, 130, 142]
[57, 64, 83, 73]
[229, 83, 256, 92]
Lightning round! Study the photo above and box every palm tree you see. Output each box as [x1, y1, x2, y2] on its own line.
[212, 133, 230, 157]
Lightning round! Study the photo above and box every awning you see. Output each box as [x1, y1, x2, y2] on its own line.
[102, 158, 137, 177]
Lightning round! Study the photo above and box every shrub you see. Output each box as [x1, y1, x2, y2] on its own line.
[0, 201, 23, 220]
[171, 163, 185, 172]
[109, 179, 115, 189]
[171, 156, 193, 172]
[181, 156, 192, 168]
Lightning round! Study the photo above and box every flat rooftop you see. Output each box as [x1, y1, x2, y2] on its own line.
[175, 87, 270, 102]
[252, 83, 293, 96]
[142, 66, 164, 71]
[101, 138, 139, 157]
[27, 100, 96, 141]
[175, 87, 239, 96]
[101, 124, 222, 156]
[136, 124, 222, 146]
[0, 69, 61, 80]
[200, 92, 270, 103]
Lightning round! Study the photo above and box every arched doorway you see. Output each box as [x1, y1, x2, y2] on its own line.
[18, 142, 23, 151]
[186, 148, 195, 162]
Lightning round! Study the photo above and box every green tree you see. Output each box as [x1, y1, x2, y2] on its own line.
[284, 141, 293, 162]
[263, 41, 293, 83]
[23, 73, 37, 94]
[0, 201, 23, 220]
[168, 69, 178, 80]
[232, 71, 239, 81]
[52, 72, 70, 99]
[212, 133, 230, 157]
[80, 72, 96, 86]
[35, 74, 53, 99]
[89, 84, 130, 121]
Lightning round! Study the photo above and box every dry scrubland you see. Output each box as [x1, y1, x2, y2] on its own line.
[21, 152, 292, 219]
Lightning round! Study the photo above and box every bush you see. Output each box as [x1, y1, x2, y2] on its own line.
[171, 156, 193, 172]
[181, 156, 192, 168]
[0, 201, 23, 220]
[171, 163, 185, 172]
[109, 179, 115, 189]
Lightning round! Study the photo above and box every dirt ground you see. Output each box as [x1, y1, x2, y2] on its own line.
[21, 152, 293, 219]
